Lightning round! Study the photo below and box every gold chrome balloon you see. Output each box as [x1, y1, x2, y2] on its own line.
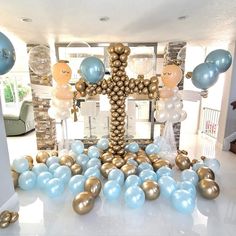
[198, 179, 220, 199]
[75, 80, 86, 92]
[121, 164, 138, 178]
[101, 152, 114, 163]
[36, 151, 50, 164]
[112, 157, 125, 168]
[0, 210, 11, 223]
[175, 154, 191, 170]
[50, 150, 58, 156]
[148, 83, 157, 93]
[11, 170, 19, 188]
[148, 154, 160, 163]
[59, 155, 75, 167]
[72, 192, 95, 215]
[124, 152, 137, 162]
[71, 163, 83, 175]
[100, 163, 117, 178]
[153, 159, 172, 171]
[0, 221, 10, 228]
[84, 177, 102, 198]
[24, 155, 33, 164]
[141, 180, 160, 200]
[197, 167, 215, 181]
[10, 212, 19, 223]
[114, 43, 125, 54]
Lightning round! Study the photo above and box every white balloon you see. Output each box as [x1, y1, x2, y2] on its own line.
[165, 100, 175, 110]
[172, 87, 179, 94]
[48, 107, 57, 119]
[155, 110, 167, 123]
[179, 110, 187, 122]
[156, 100, 165, 110]
[171, 95, 179, 102]
[174, 100, 183, 110]
[167, 110, 181, 123]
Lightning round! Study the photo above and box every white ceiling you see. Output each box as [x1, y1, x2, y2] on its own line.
[1, 0, 236, 45]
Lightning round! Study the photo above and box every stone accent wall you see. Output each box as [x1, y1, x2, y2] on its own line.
[27, 45, 56, 150]
[163, 42, 186, 149]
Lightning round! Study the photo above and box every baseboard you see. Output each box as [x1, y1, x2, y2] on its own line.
[0, 192, 19, 212]
[223, 132, 236, 151]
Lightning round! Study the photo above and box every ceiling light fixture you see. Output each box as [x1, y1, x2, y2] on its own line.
[99, 16, 110, 22]
[20, 17, 32, 23]
[178, 15, 188, 20]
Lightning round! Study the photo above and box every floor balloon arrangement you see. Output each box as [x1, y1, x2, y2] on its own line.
[11, 138, 220, 216]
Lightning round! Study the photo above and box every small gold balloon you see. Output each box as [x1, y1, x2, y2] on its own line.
[0, 221, 10, 228]
[198, 179, 220, 199]
[120, 54, 127, 62]
[124, 152, 137, 162]
[100, 163, 117, 178]
[150, 76, 158, 83]
[153, 159, 172, 171]
[114, 43, 125, 54]
[175, 154, 191, 170]
[75, 80, 86, 92]
[197, 167, 215, 181]
[0, 210, 11, 222]
[108, 44, 115, 53]
[113, 60, 122, 68]
[84, 177, 102, 198]
[110, 52, 119, 61]
[148, 154, 160, 163]
[36, 151, 50, 164]
[71, 163, 83, 175]
[59, 155, 75, 167]
[124, 46, 131, 55]
[141, 180, 160, 200]
[148, 82, 157, 93]
[112, 157, 125, 168]
[148, 93, 154, 99]
[10, 212, 19, 223]
[24, 155, 33, 164]
[72, 192, 95, 215]
[101, 152, 114, 163]
[11, 170, 19, 188]
[50, 150, 58, 157]
[121, 164, 138, 178]
[135, 156, 150, 164]
[143, 79, 150, 86]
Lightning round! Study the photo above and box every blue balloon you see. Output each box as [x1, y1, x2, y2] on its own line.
[68, 175, 86, 195]
[71, 140, 84, 155]
[125, 186, 145, 209]
[125, 175, 141, 188]
[86, 158, 101, 169]
[18, 171, 36, 190]
[126, 159, 138, 167]
[138, 163, 153, 173]
[203, 158, 220, 172]
[37, 171, 53, 189]
[108, 169, 125, 186]
[156, 166, 173, 180]
[158, 176, 177, 199]
[45, 178, 64, 198]
[80, 56, 105, 84]
[46, 156, 59, 167]
[192, 162, 205, 172]
[84, 166, 100, 179]
[103, 180, 121, 201]
[32, 163, 48, 175]
[97, 138, 109, 150]
[192, 62, 219, 90]
[181, 169, 199, 186]
[12, 158, 29, 173]
[54, 165, 71, 184]
[139, 169, 157, 183]
[76, 154, 90, 168]
[48, 163, 60, 174]
[0, 32, 15, 75]
[177, 181, 196, 198]
[128, 142, 139, 153]
[171, 189, 195, 214]
[145, 143, 159, 155]
[88, 146, 100, 159]
[205, 49, 232, 73]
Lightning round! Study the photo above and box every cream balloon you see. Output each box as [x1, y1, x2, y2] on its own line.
[179, 110, 187, 122]
[155, 110, 167, 123]
[174, 100, 183, 110]
[167, 110, 181, 123]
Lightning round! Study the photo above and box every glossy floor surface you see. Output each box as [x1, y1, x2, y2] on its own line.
[3, 133, 236, 236]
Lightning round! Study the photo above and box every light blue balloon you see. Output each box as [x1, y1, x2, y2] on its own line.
[97, 138, 109, 150]
[86, 158, 101, 169]
[125, 175, 141, 188]
[203, 158, 220, 172]
[45, 178, 64, 198]
[139, 169, 157, 183]
[158, 176, 177, 199]
[54, 165, 71, 184]
[171, 189, 195, 214]
[192, 162, 205, 172]
[103, 180, 121, 201]
[84, 167, 100, 179]
[46, 156, 59, 167]
[192, 62, 219, 90]
[108, 169, 125, 186]
[76, 154, 90, 168]
[37, 171, 53, 189]
[18, 171, 36, 190]
[127, 159, 138, 166]
[156, 166, 173, 180]
[125, 144, 129, 151]
[0, 32, 15, 75]
[12, 158, 29, 173]
[145, 143, 159, 155]
[68, 175, 86, 195]
[48, 163, 60, 174]
[181, 169, 199, 186]
[32, 163, 48, 175]
[88, 146, 100, 159]
[125, 186, 145, 209]
[205, 49, 232, 73]
[177, 181, 196, 198]
[138, 163, 153, 173]
[71, 140, 84, 155]
[128, 142, 139, 153]
[80, 56, 105, 84]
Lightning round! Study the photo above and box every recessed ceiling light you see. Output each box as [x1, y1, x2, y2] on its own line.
[178, 15, 188, 20]
[99, 16, 110, 22]
[20, 17, 32, 23]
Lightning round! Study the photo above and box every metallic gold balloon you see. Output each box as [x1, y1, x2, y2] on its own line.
[124, 152, 137, 162]
[71, 163, 83, 175]
[36, 151, 50, 164]
[101, 152, 114, 163]
[135, 156, 150, 164]
[0, 210, 11, 223]
[148, 83, 157, 93]
[10, 212, 19, 223]
[148, 93, 154, 99]
[114, 43, 125, 54]
[50, 150, 58, 157]
[120, 54, 127, 62]
[198, 179, 220, 199]
[143, 79, 150, 86]
[100, 163, 117, 178]
[75, 80, 86, 92]
[112, 157, 125, 168]
[124, 46, 131, 55]
[0, 221, 10, 228]
[110, 52, 119, 61]
[113, 60, 122, 68]
[24, 155, 33, 164]
[11, 170, 19, 188]
[108, 45, 115, 53]
[121, 164, 138, 178]
[150, 76, 158, 83]
[72, 192, 95, 215]
[175, 154, 191, 170]
[153, 159, 172, 171]
[148, 154, 160, 163]
[197, 167, 215, 181]
[84, 177, 102, 198]
[59, 155, 75, 167]
[141, 180, 160, 200]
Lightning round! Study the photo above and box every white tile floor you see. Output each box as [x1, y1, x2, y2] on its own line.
[3, 132, 236, 236]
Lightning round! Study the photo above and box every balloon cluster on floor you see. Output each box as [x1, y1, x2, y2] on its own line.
[11, 138, 220, 215]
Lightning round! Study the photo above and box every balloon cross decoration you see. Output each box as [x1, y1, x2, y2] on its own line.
[75, 43, 159, 157]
